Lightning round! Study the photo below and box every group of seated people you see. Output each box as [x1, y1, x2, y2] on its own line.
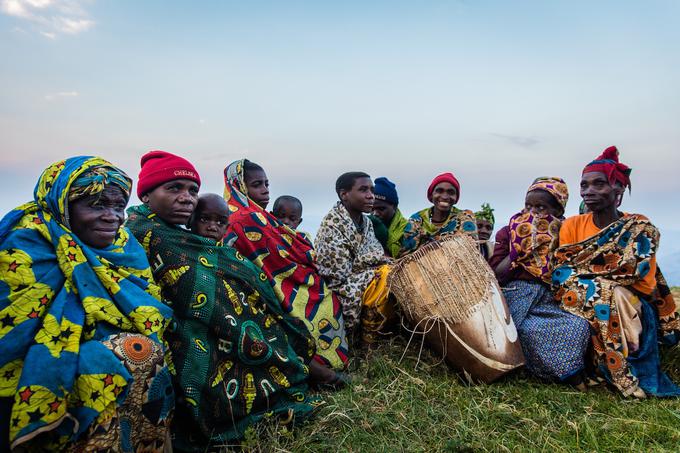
[0, 146, 677, 451]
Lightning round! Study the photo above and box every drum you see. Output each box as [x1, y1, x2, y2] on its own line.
[390, 234, 524, 383]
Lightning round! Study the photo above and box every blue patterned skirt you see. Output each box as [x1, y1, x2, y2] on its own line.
[503, 280, 590, 381]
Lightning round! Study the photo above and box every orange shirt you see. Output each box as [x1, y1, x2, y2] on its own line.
[559, 212, 657, 295]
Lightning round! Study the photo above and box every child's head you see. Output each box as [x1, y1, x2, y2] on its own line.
[243, 159, 270, 209]
[272, 195, 303, 229]
[474, 203, 495, 241]
[189, 193, 229, 241]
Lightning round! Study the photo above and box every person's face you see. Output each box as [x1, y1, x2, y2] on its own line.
[580, 171, 622, 213]
[431, 182, 458, 213]
[525, 190, 563, 217]
[190, 198, 229, 241]
[341, 177, 375, 214]
[245, 169, 270, 210]
[68, 184, 128, 248]
[141, 179, 199, 225]
[273, 201, 302, 229]
[476, 219, 493, 241]
[372, 198, 396, 224]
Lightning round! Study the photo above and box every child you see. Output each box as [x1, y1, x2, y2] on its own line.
[474, 203, 495, 261]
[271, 195, 303, 230]
[271, 195, 314, 245]
[189, 193, 229, 242]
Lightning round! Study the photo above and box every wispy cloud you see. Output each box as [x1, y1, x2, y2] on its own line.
[44, 91, 78, 101]
[1, 0, 94, 37]
[491, 133, 541, 149]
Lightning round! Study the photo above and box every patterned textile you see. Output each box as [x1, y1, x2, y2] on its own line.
[527, 177, 569, 210]
[503, 280, 589, 380]
[386, 209, 409, 258]
[507, 210, 562, 284]
[68, 165, 132, 202]
[553, 214, 680, 396]
[223, 160, 348, 370]
[0, 157, 173, 450]
[361, 264, 393, 344]
[399, 207, 478, 256]
[126, 205, 321, 451]
[315, 202, 391, 332]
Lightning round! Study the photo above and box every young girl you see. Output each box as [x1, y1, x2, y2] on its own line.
[224, 159, 349, 386]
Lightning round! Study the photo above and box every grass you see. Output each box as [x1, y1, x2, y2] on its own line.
[235, 288, 680, 452]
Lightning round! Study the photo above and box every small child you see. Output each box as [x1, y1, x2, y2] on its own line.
[189, 193, 229, 242]
[271, 195, 303, 230]
[271, 195, 315, 246]
[475, 203, 495, 261]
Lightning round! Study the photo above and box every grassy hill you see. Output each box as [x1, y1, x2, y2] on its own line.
[235, 294, 680, 452]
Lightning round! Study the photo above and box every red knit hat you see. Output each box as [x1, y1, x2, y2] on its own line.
[427, 172, 460, 202]
[137, 150, 201, 197]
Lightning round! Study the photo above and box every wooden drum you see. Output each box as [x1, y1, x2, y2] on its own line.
[390, 234, 524, 383]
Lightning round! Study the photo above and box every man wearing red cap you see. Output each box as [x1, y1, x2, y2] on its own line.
[135, 150, 201, 226]
[399, 171, 478, 255]
[553, 146, 680, 398]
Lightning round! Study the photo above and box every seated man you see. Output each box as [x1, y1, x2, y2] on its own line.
[315, 172, 393, 345]
[553, 146, 680, 398]
[475, 203, 495, 261]
[370, 177, 408, 258]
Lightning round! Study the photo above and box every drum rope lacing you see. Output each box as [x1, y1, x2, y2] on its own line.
[390, 234, 495, 369]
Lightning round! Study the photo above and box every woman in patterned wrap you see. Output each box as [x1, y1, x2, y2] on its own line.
[554, 146, 680, 398]
[0, 156, 174, 451]
[224, 159, 350, 387]
[489, 177, 590, 387]
[127, 151, 321, 451]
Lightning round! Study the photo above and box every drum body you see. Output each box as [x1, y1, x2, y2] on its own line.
[390, 234, 525, 383]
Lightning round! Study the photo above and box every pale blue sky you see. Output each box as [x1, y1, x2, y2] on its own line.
[1, 0, 679, 280]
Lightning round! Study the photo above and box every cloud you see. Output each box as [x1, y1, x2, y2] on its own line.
[53, 15, 92, 33]
[491, 133, 541, 149]
[0, 0, 94, 37]
[44, 91, 78, 101]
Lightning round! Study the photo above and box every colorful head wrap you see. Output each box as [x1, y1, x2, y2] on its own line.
[527, 176, 569, 211]
[374, 177, 399, 205]
[474, 203, 495, 225]
[137, 150, 201, 197]
[427, 172, 460, 202]
[68, 165, 132, 202]
[582, 145, 632, 190]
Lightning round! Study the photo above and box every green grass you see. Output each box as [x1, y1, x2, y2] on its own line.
[234, 289, 680, 452]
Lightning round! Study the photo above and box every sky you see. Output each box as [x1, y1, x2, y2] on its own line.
[1, 0, 679, 281]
